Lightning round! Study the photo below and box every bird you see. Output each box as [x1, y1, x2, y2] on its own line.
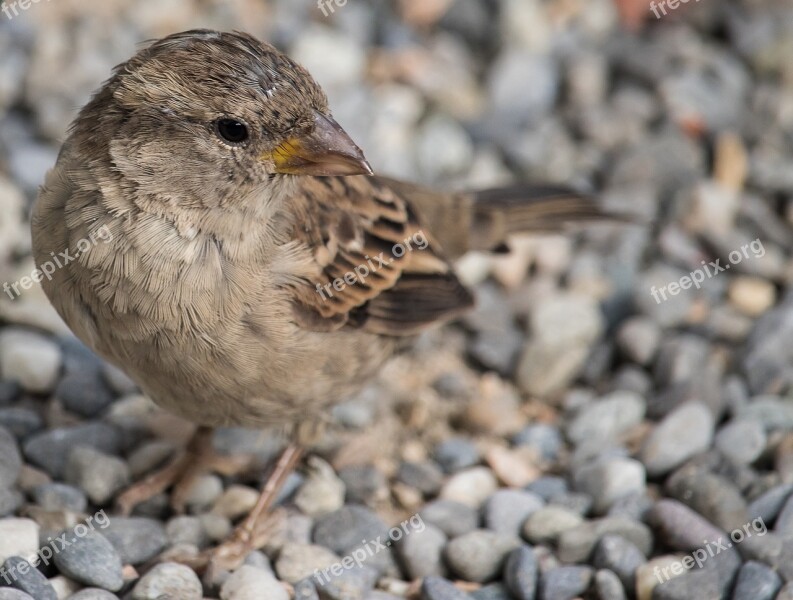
[31, 29, 616, 572]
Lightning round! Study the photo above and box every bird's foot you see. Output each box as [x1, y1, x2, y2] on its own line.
[200, 442, 305, 574]
[115, 426, 254, 516]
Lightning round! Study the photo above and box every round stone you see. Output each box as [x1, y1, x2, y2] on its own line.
[131, 562, 202, 600]
[52, 531, 123, 592]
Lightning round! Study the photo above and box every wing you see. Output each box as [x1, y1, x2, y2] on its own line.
[283, 175, 474, 336]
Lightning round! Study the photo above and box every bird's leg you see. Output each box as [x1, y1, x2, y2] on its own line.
[203, 441, 304, 573]
[115, 426, 253, 516]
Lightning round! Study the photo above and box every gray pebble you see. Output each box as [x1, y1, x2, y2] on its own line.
[64, 446, 130, 505]
[315, 564, 378, 600]
[0, 489, 23, 518]
[512, 425, 562, 462]
[503, 546, 537, 600]
[488, 51, 558, 130]
[0, 382, 19, 406]
[616, 317, 660, 365]
[434, 438, 481, 474]
[365, 593, 402, 600]
[550, 492, 593, 516]
[396, 523, 447, 579]
[653, 335, 711, 389]
[313, 506, 387, 556]
[331, 399, 375, 430]
[773, 493, 793, 538]
[0, 590, 34, 600]
[558, 517, 652, 563]
[516, 295, 603, 397]
[66, 590, 121, 599]
[219, 565, 286, 600]
[736, 396, 793, 431]
[483, 490, 544, 537]
[416, 113, 474, 178]
[592, 534, 645, 592]
[748, 484, 793, 524]
[567, 391, 645, 445]
[338, 464, 388, 505]
[125, 442, 174, 481]
[607, 493, 654, 522]
[165, 516, 208, 549]
[23, 423, 121, 478]
[132, 562, 202, 600]
[714, 418, 766, 465]
[664, 467, 748, 531]
[523, 506, 584, 545]
[0, 408, 42, 440]
[0, 426, 21, 488]
[293, 578, 320, 600]
[539, 566, 593, 600]
[593, 569, 626, 600]
[397, 461, 445, 496]
[640, 402, 714, 476]
[573, 457, 646, 514]
[470, 583, 512, 600]
[52, 531, 123, 592]
[652, 561, 731, 600]
[731, 561, 782, 600]
[181, 474, 223, 512]
[647, 499, 741, 594]
[421, 576, 470, 600]
[525, 477, 568, 501]
[445, 529, 519, 583]
[101, 517, 167, 565]
[274, 543, 339, 585]
[420, 500, 479, 538]
[55, 370, 115, 418]
[647, 500, 734, 556]
[32, 483, 87, 513]
[312, 506, 397, 576]
[241, 550, 274, 575]
[2, 556, 56, 600]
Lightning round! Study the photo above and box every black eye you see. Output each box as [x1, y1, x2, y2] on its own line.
[215, 118, 249, 144]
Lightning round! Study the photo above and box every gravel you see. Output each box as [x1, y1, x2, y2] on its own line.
[0, 1, 791, 597]
[100, 517, 168, 565]
[444, 529, 520, 583]
[1, 556, 57, 600]
[420, 500, 480, 539]
[639, 402, 715, 477]
[396, 523, 448, 579]
[51, 531, 123, 592]
[482, 489, 543, 537]
[0, 519, 38, 565]
[131, 562, 202, 600]
[503, 546, 538, 600]
[0, 330, 62, 394]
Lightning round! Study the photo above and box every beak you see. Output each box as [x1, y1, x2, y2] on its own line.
[267, 112, 373, 177]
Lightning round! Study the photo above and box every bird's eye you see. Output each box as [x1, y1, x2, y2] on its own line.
[215, 118, 249, 144]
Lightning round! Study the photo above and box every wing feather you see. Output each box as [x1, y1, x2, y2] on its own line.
[284, 175, 473, 335]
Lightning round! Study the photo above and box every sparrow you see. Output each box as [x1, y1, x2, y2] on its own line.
[31, 29, 612, 570]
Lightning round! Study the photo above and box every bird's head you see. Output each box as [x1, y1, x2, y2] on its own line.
[77, 29, 371, 207]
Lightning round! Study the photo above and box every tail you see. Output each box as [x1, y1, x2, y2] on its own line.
[468, 184, 624, 254]
[377, 177, 628, 260]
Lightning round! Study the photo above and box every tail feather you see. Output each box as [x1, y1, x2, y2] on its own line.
[469, 185, 627, 253]
[374, 176, 628, 260]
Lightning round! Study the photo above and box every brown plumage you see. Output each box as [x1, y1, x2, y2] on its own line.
[31, 29, 615, 568]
